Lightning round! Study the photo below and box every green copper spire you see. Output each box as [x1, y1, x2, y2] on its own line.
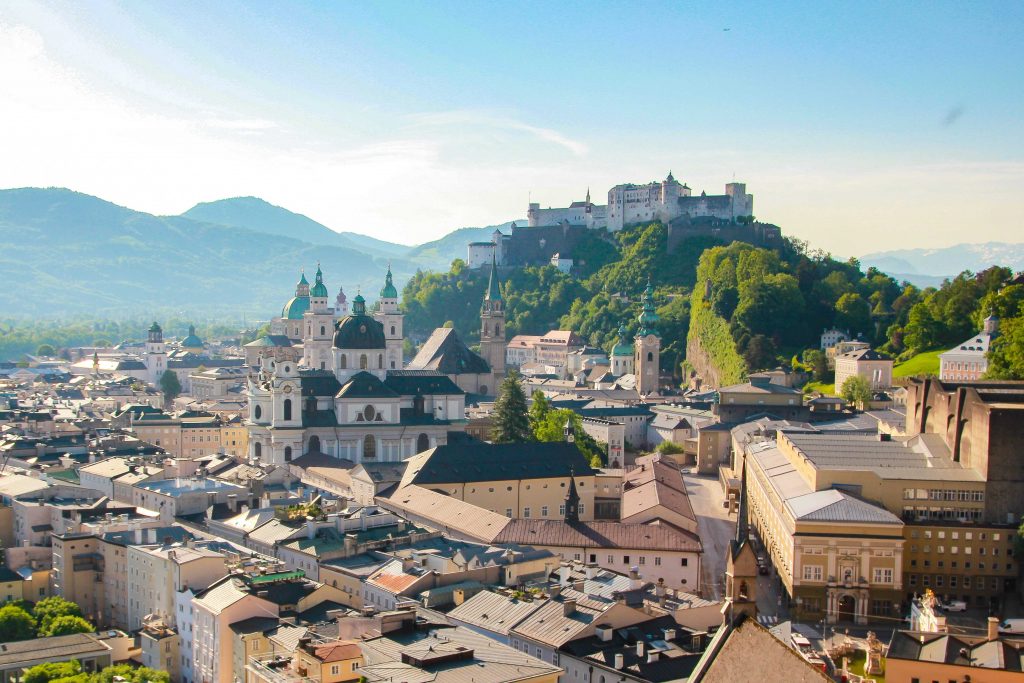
[380, 264, 398, 299]
[484, 255, 502, 302]
[310, 262, 329, 297]
[611, 322, 633, 357]
[636, 278, 660, 338]
[298, 271, 309, 286]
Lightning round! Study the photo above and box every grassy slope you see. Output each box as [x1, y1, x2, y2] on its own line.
[894, 349, 942, 378]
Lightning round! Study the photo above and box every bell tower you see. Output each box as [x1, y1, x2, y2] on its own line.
[145, 321, 167, 384]
[303, 263, 335, 371]
[374, 264, 404, 370]
[634, 280, 661, 396]
[480, 256, 506, 381]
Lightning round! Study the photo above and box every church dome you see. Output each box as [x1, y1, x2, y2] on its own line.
[181, 325, 204, 350]
[282, 295, 310, 320]
[333, 294, 386, 349]
[380, 266, 398, 299]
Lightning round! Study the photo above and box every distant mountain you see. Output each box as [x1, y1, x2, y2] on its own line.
[407, 221, 524, 268]
[861, 242, 1024, 286]
[0, 188, 408, 317]
[181, 196, 409, 260]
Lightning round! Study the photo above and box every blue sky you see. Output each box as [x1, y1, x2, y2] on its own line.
[1, 0, 1022, 255]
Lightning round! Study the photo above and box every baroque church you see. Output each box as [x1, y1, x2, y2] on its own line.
[246, 261, 507, 466]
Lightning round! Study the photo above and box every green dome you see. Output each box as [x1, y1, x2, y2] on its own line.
[282, 295, 310, 320]
[380, 266, 398, 299]
[181, 325, 203, 349]
[611, 324, 633, 356]
[333, 310, 386, 350]
[310, 264, 329, 298]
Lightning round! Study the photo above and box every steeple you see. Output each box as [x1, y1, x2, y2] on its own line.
[636, 278, 660, 338]
[563, 417, 575, 443]
[296, 270, 310, 298]
[735, 458, 749, 547]
[310, 262, 329, 298]
[484, 255, 502, 304]
[380, 263, 399, 300]
[352, 293, 366, 316]
[564, 467, 580, 524]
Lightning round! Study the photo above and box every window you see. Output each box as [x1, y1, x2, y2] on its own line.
[360, 354, 368, 369]
[873, 568, 893, 584]
[803, 565, 823, 581]
[541, 506, 549, 517]
[363, 404, 376, 421]
[623, 555, 630, 564]
[639, 556, 646, 565]
[283, 398, 292, 420]
[284, 446, 292, 462]
[363, 435, 376, 459]
[331, 666, 340, 676]
[681, 558, 688, 566]
[340, 355, 347, 369]
[254, 442, 261, 459]
[254, 405, 262, 419]
[523, 507, 531, 518]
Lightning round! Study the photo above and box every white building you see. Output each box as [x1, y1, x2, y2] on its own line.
[820, 328, 850, 350]
[940, 316, 999, 382]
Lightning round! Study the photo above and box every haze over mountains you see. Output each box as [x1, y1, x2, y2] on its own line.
[0, 187, 519, 318]
[860, 242, 1024, 287]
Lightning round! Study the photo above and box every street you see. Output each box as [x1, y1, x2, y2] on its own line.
[681, 469, 736, 601]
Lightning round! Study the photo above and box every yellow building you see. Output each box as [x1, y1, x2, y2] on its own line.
[398, 442, 597, 521]
[220, 416, 249, 457]
[0, 567, 25, 603]
[743, 439, 905, 624]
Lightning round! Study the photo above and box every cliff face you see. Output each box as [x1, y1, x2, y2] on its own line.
[685, 290, 748, 389]
[686, 333, 724, 389]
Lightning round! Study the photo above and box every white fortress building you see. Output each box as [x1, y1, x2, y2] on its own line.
[528, 172, 754, 231]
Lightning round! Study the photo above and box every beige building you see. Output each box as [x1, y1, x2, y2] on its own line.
[886, 619, 1024, 683]
[398, 442, 598, 521]
[50, 532, 105, 623]
[127, 541, 229, 632]
[834, 348, 893, 392]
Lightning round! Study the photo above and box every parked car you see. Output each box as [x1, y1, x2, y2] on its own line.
[941, 599, 968, 612]
[999, 619, 1024, 635]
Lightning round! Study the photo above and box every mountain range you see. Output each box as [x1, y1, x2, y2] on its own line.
[0, 187, 519, 319]
[861, 242, 1024, 287]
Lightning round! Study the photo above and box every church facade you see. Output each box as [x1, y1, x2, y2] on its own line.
[246, 264, 507, 465]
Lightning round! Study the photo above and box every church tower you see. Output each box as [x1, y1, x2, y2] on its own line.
[634, 280, 661, 396]
[374, 265, 404, 370]
[563, 467, 580, 524]
[479, 256, 506, 380]
[303, 264, 335, 371]
[724, 457, 759, 622]
[145, 321, 167, 384]
[335, 286, 348, 319]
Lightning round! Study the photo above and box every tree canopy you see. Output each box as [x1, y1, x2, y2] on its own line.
[491, 372, 532, 443]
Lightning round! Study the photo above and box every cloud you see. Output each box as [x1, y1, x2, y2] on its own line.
[407, 109, 589, 156]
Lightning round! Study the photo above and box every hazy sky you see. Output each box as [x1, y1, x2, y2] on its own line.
[1, 0, 1022, 256]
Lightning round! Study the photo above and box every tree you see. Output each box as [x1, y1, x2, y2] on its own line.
[32, 596, 82, 634]
[36, 344, 56, 356]
[40, 614, 94, 637]
[802, 349, 830, 382]
[654, 441, 685, 455]
[0, 604, 35, 642]
[834, 292, 872, 338]
[94, 664, 170, 683]
[23, 661, 81, 683]
[840, 374, 873, 409]
[987, 316, 1024, 380]
[491, 372, 532, 443]
[528, 391, 550, 432]
[903, 302, 942, 353]
[159, 370, 182, 402]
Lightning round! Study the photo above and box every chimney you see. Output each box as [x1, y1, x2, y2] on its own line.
[550, 585, 562, 598]
[596, 624, 613, 642]
[664, 628, 676, 641]
[573, 579, 585, 592]
[585, 563, 598, 580]
[147, 527, 157, 543]
[306, 517, 316, 540]
[988, 616, 1000, 641]
[636, 641, 645, 658]
[563, 599, 577, 616]
[559, 564, 569, 587]
[614, 653, 624, 669]
[133, 525, 142, 544]
[227, 494, 238, 513]
[647, 651, 660, 664]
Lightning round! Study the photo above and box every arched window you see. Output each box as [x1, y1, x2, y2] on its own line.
[320, 325, 325, 336]
[495, 324, 501, 336]
[417, 433, 430, 453]
[363, 435, 376, 459]
[284, 446, 292, 462]
[254, 405, 262, 420]
[479, 385, 488, 395]
[308, 435, 321, 453]
[340, 355, 347, 369]
[378, 353, 383, 367]
[253, 442, 262, 460]
[283, 399, 292, 421]
[647, 352, 654, 362]
[483, 324, 489, 336]
[360, 354, 368, 370]
[414, 395, 425, 415]
[390, 325, 395, 335]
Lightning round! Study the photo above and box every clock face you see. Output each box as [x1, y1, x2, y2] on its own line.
[283, 385, 293, 393]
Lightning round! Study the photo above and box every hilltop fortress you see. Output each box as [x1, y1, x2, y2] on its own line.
[468, 172, 779, 269]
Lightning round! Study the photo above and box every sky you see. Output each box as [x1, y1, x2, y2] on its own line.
[1, 0, 1022, 257]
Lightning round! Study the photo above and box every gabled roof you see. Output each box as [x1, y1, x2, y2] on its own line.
[408, 328, 491, 374]
[785, 489, 902, 524]
[401, 441, 594, 487]
[336, 372, 399, 399]
[244, 335, 294, 348]
[384, 370, 465, 396]
[838, 348, 893, 362]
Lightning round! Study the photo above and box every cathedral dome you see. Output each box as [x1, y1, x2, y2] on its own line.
[181, 325, 204, 351]
[282, 295, 310, 320]
[333, 294, 386, 349]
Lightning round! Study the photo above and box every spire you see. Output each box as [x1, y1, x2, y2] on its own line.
[585, 187, 591, 204]
[564, 417, 575, 443]
[636, 278, 660, 338]
[564, 467, 580, 524]
[311, 262, 329, 298]
[735, 456, 749, 548]
[380, 263, 398, 299]
[484, 255, 502, 303]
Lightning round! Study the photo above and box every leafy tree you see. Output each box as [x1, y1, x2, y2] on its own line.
[654, 441, 684, 455]
[32, 596, 83, 634]
[903, 302, 942, 353]
[987, 316, 1024, 380]
[840, 374, 873, 409]
[93, 664, 170, 683]
[528, 391, 550, 432]
[802, 349, 830, 382]
[40, 615, 94, 637]
[36, 343, 56, 356]
[0, 604, 36, 642]
[159, 370, 182, 402]
[532, 408, 604, 465]
[491, 372, 532, 443]
[23, 661, 81, 683]
[834, 293, 872, 338]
